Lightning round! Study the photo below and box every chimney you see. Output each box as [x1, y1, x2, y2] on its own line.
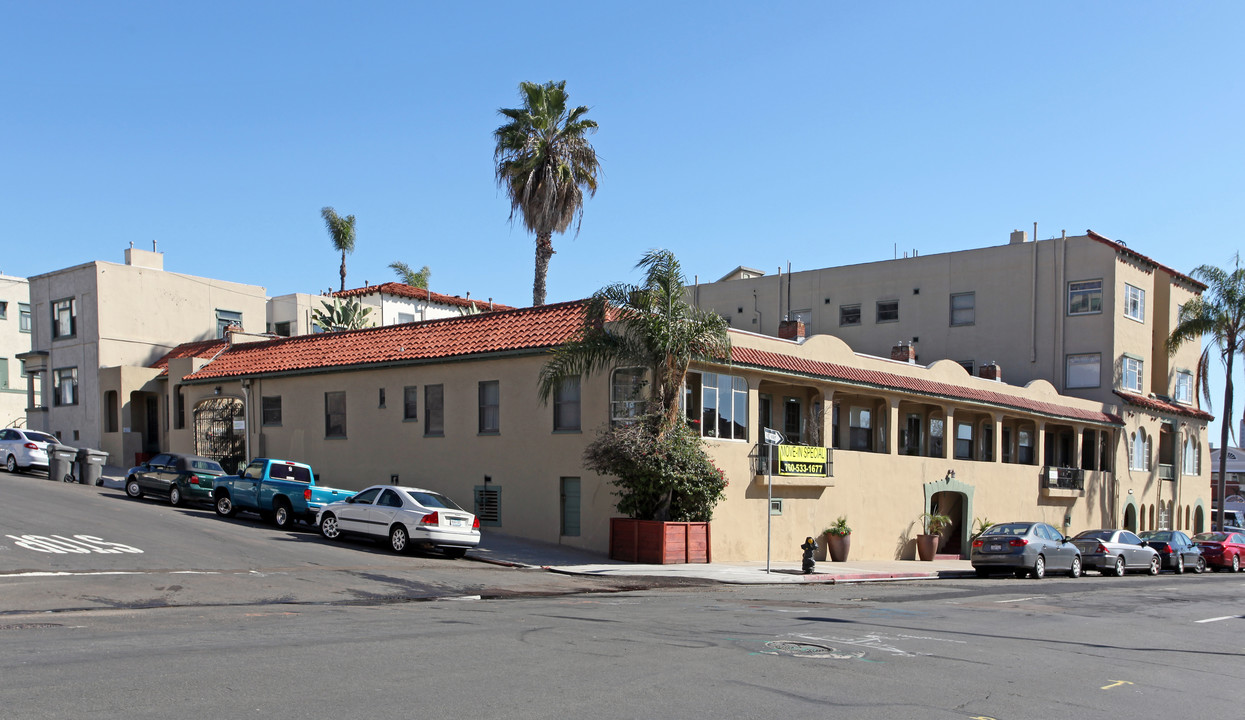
[979, 363, 1002, 381]
[891, 340, 916, 363]
[778, 319, 805, 341]
[1009, 229, 1030, 245]
[224, 324, 243, 346]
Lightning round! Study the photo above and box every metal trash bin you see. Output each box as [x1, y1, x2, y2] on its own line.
[76, 448, 109, 486]
[49, 445, 79, 483]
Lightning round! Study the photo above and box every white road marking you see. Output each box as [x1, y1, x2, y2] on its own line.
[1195, 615, 1243, 623]
[995, 596, 1046, 603]
[6, 534, 143, 554]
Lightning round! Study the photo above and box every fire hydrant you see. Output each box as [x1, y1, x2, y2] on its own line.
[801, 536, 818, 574]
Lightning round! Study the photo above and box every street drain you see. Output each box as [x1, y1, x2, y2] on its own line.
[0, 623, 64, 631]
[764, 640, 864, 659]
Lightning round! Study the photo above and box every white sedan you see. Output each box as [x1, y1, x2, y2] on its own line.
[0, 428, 59, 474]
[317, 485, 480, 558]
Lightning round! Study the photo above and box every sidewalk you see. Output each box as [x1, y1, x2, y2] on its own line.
[471, 531, 976, 585]
[96, 464, 973, 585]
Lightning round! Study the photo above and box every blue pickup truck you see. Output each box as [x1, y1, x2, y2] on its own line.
[212, 458, 355, 529]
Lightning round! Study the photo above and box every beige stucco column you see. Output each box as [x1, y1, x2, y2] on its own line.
[1072, 425, 1084, 469]
[990, 412, 1003, 463]
[942, 405, 955, 460]
[887, 398, 900, 455]
[1035, 420, 1048, 467]
[820, 389, 835, 448]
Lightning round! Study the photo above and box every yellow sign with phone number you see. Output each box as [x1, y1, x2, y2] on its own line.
[777, 445, 828, 477]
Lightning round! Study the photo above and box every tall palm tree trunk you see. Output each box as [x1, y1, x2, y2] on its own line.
[339, 251, 347, 292]
[1216, 353, 1234, 532]
[533, 233, 554, 306]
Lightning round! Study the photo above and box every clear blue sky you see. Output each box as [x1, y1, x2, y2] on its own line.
[5, 2, 1244, 439]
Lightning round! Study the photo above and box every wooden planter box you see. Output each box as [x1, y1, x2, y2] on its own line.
[609, 518, 711, 564]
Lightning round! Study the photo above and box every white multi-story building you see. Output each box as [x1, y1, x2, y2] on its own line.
[0, 274, 32, 427]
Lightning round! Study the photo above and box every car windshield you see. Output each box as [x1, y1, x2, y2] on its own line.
[1194, 533, 1228, 542]
[182, 458, 224, 473]
[406, 490, 463, 511]
[1074, 530, 1116, 541]
[1139, 531, 1171, 541]
[981, 523, 1031, 536]
[24, 431, 57, 444]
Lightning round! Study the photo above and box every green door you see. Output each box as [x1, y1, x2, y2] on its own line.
[560, 477, 580, 537]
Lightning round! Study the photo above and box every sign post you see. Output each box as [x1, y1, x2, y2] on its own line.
[762, 427, 783, 574]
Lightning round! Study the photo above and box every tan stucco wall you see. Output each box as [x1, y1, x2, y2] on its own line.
[1, 274, 31, 426]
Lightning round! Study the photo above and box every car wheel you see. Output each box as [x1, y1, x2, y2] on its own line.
[5, 455, 17, 473]
[389, 525, 410, 554]
[214, 494, 237, 517]
[1031, 554, 1046, 579]
[320, 514, 341, 539]
[169, 485, 182, 507]
[126, 479, 143, 499]
[1068, 555, 1082, 578]
[1234, 554, 1241, 573]
[443, 547, 468, 559]
[1112, 555, 1126, 577]
[273, 501, 292, 529]
[1174, 554, 1184, 574]
[1147, 555, 1160, 576]
[1195, 556, 1207, 573]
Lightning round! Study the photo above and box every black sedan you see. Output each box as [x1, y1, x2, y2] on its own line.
[970, 521, 1082, 579]
[1138, 530, 1206, 574]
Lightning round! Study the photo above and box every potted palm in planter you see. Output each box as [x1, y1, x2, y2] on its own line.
[539, 250, 732, 564]
[917, 510, 951, 561]
[823, 516, 851, 562]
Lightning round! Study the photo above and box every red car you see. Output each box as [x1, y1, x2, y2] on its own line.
[1192, 532, 1245, 572]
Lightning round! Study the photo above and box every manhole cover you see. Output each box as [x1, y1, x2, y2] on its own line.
[764, 640, 863, 659]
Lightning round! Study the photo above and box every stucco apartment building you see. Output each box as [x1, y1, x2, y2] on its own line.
[154, 300, 1207, 562]
[18, 247, 268, 465]
[692, 229, 1212, 534]
[266, 283, 513, 337]
[0, 274, 32, 427]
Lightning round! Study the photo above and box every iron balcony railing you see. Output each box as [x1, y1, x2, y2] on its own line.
[1042, 466, 1085, 490]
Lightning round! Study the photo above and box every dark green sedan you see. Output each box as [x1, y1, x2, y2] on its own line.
[124, 453, 225, 507]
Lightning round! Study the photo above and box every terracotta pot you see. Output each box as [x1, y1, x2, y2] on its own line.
[826, 533, 851, 562]
[609, 518, 711, 564]
[916, 533, 939, 561]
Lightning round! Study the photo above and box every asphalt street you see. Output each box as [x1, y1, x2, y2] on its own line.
[3, 470, 1244, 719]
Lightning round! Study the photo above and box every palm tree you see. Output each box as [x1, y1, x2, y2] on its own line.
[322, 207, 357, 292]
[494, 80, 600, 307]
[1166, 256, 1245, 533]
[539, 249, 730, 434]
[389, 261, 431, 289]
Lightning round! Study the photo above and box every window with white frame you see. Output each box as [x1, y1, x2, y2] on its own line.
[1068, 279, 1102, 315]
[1124, 284, 1145, 322]
[1130, 429, 1150, 471]
[1121, 356, 1144, 392]
[611, 367, 647, 425]
[1182, 436, 1200, 475]
[53, 367, 78, 406]
[1066, 353, 1101, 389]
[955, 421, 974, 460]
[949, 292, 975, 326]
[1174, 370, 1193, 404]
[686, 371, 748, 440]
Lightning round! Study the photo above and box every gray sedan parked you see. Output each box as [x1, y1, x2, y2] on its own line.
[970, 522, 1082, 579]
[1071, 529, 1160, 576]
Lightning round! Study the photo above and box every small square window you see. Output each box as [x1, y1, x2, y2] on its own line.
[1068, 280, 1102, 315]
[1066, 353, 1101, 389]
[839, 304, 861, 326]
[950, 292, 975, 326]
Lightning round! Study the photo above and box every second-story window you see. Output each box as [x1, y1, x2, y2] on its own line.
[1124, 284, 1145, 322]
[1122, 356, 1144, 393]
[554, 376, 581, 432]
[53, 367, 78, 406]
[425, 384, 444, 436]
[686, 372, 747, 440]
[876, 299, 899, 323]
[839, 304, 861, 326]
[478, 380, 499, 433]
[216, 309, 242, 338]
[1174, 371, 1193, 404]
[1068, 279, 1102, 315]
[324, 391, 347, 438]
[849, 407, 872, 451]
[1066, 353, 1101, 389]
[19, 303, 31, 332]
[52, 298, 76, 339]
[611, 368, 647, 425]
[949, 292, 975, 326]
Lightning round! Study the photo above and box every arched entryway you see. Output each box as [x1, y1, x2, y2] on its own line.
[194, 397, 245, 473]
[923, 475, 975, 559]
[1122, 499, 1138, 533]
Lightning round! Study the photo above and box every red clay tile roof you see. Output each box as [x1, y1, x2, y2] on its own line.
[150, 339, 229, 376]
[1114, 391, 1213, 421]
[181, 300, 587, 382]
[334, 282, 515, 313]
[1086, 230, 1206, 292]
[730, 345, 1122, 425]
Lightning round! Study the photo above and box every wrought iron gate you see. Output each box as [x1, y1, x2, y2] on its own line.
[193, 397, 245, 474]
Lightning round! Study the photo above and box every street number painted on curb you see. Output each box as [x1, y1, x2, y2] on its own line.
[6, 534, 143, 554]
